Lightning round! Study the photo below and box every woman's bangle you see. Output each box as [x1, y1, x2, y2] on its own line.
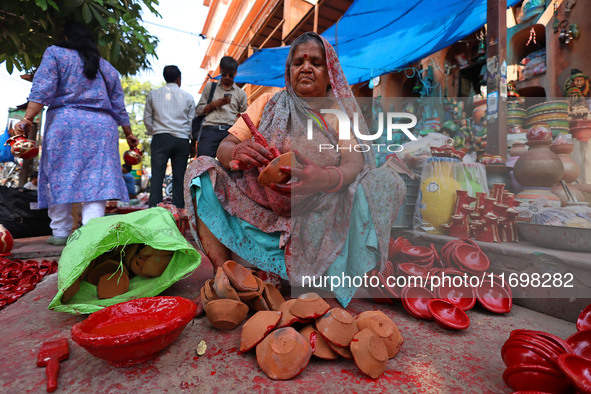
[22, 118, 34, 126]
[325, 166, 343, 193]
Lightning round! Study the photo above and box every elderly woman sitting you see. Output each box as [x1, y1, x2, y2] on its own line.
[184, 32, 405, 306]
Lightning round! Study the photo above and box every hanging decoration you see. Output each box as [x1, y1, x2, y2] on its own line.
[525, 27, 537, 46]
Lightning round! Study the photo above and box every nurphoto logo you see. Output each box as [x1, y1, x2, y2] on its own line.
[307, 109, 418, 152]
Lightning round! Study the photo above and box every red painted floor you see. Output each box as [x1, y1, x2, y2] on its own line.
[0, 236, 577, 393]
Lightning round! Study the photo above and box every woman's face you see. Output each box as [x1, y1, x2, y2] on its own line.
[289, 41, 329, 97]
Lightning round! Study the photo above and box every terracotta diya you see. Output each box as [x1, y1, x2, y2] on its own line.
[86, 259, 125, 286]
[577, 303, 591, 332]
[235, 276, 264, 303]
[299, 325, 339, 360]
[326, 339, 353, 359]
[256, 327, 312, 380]
[290, 293, 330, 320]
[557, 354, 591, 393]
[427, 299, 470, 330]
[258, 152, 298, 187]
[222, 260, 258, 292]
[203, 299, 249, 330]
[262, 283, 285, 311]
[315, 308, 358, 347]
[401, 286, 435, 320]
[97, 271, 130, 299]
[355, 311, 403, 358]
[350, 328, 388, 379]
[213, 267, 240, 301]
[240, 311, 281, 352]
[475, 279, 512, 314]
[276, 299, 302, 328]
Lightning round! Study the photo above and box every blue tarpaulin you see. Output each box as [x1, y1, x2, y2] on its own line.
[235, 0, 520, 87]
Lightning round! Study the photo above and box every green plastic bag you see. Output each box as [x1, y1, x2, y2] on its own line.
[48, 207, 201, 314]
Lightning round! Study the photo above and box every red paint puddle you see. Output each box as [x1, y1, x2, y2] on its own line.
[90, 319, 162, 335]
[309, 332, 317, 352]
[266, 325, 275, 331]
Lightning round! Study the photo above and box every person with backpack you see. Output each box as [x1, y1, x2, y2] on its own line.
[195, 56, 247, 158]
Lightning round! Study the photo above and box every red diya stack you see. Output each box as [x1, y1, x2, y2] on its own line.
[442, 183, 519, 242]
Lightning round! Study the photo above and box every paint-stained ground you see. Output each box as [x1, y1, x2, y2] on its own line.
[0, 235, 576, 393]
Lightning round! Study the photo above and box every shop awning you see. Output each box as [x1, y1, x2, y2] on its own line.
[235, 0, 520, 87]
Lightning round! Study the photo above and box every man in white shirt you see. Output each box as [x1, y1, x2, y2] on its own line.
[144, 65, 196, 208]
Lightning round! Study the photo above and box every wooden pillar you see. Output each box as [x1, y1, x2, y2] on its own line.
[486, 0, 508, 157]
[313, 2, 319, 33]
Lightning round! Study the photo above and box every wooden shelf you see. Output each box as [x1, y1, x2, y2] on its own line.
[515, 73, 546, 89]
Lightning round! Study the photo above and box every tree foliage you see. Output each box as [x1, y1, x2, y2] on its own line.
[0, 0, 160, 76]
[120, 76, 162, 145]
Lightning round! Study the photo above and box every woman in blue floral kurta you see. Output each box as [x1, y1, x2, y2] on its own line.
[12, 22, 139, 245]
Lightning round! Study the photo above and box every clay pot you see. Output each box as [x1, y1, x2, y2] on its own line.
[240, 311, 281, 352]
[570, 119, 591, 143]
[326, 340, 353, 359]
[255, 327, 312, 380]
[262, 283, 285, 311]
[222, 260, 258, 292]
[355, 311, 404, 358]
[350, 328, 388, 379]
[123, 147, 143, 165]
[513, 140, 564, 188]
[141, 254, 172, 277]
[97, 271, 130, 299]
[0, 224, 14, 256]
[203, 299, 249, 330]
[526, 124, 553, 141]
[258, 152, 297, 187]
[276, 299, 302, 328]
[315, 308, 358, 347]
[299, 325, 339, 360]
[213, 267, 240, 301]
[236, 276, 265, 302]
[509, 141, 528, 158]
[290, 293, 330, 320]
[549, 143, 580, 183]
[551, 184, 586, 207]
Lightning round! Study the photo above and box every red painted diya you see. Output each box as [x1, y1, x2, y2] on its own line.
[503, 364, 572, 393]
[427, 299, 470, 330]
[566, 330, 591, 361]
[71, 296, 197, 367]
[557, 354, 591, 393]
[401, 286, 434, 320]
[123, 147, 143, 165]
[436, 281, 476, 311]
[475, 279, 512, 314]
[577, 304, 591, 332]
[452, 244, 490, 273]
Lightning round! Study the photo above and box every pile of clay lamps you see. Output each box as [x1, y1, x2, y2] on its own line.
[367, 237, 512, 331]
[501, 303, 591, 393]
[0, 258, 57, 309]
[200, 260, 287, 330]
[238, 292, 404, 380]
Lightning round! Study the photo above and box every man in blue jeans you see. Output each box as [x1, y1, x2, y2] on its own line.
[144, 65, 196, 208]
[196, 56, 247, 157]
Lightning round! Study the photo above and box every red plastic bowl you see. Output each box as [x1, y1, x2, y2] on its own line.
[577, 304, 591, 332]
[566, 330, 591, 360]
[71, 296, 197, 367]
[401, 286, 434, 320]
[557, 354, 591, 393]
[475, 279, 512, 314]
[502, 364, 571, 393]
[427, 299, 470, 330]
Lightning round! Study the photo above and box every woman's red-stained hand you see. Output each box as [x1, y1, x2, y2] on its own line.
[126, 134, 140, 149]
[10, 120, 29, 136]
[269, 150, 330, 195]
[230, 140, 274, 171]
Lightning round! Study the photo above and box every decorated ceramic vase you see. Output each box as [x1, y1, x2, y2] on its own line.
[0, 224, 14, 256]
[525, 124, 552, 142]
[418, 157, 461, 234]
[5, 135, 39, 160]
[123, 147, 143, 165]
